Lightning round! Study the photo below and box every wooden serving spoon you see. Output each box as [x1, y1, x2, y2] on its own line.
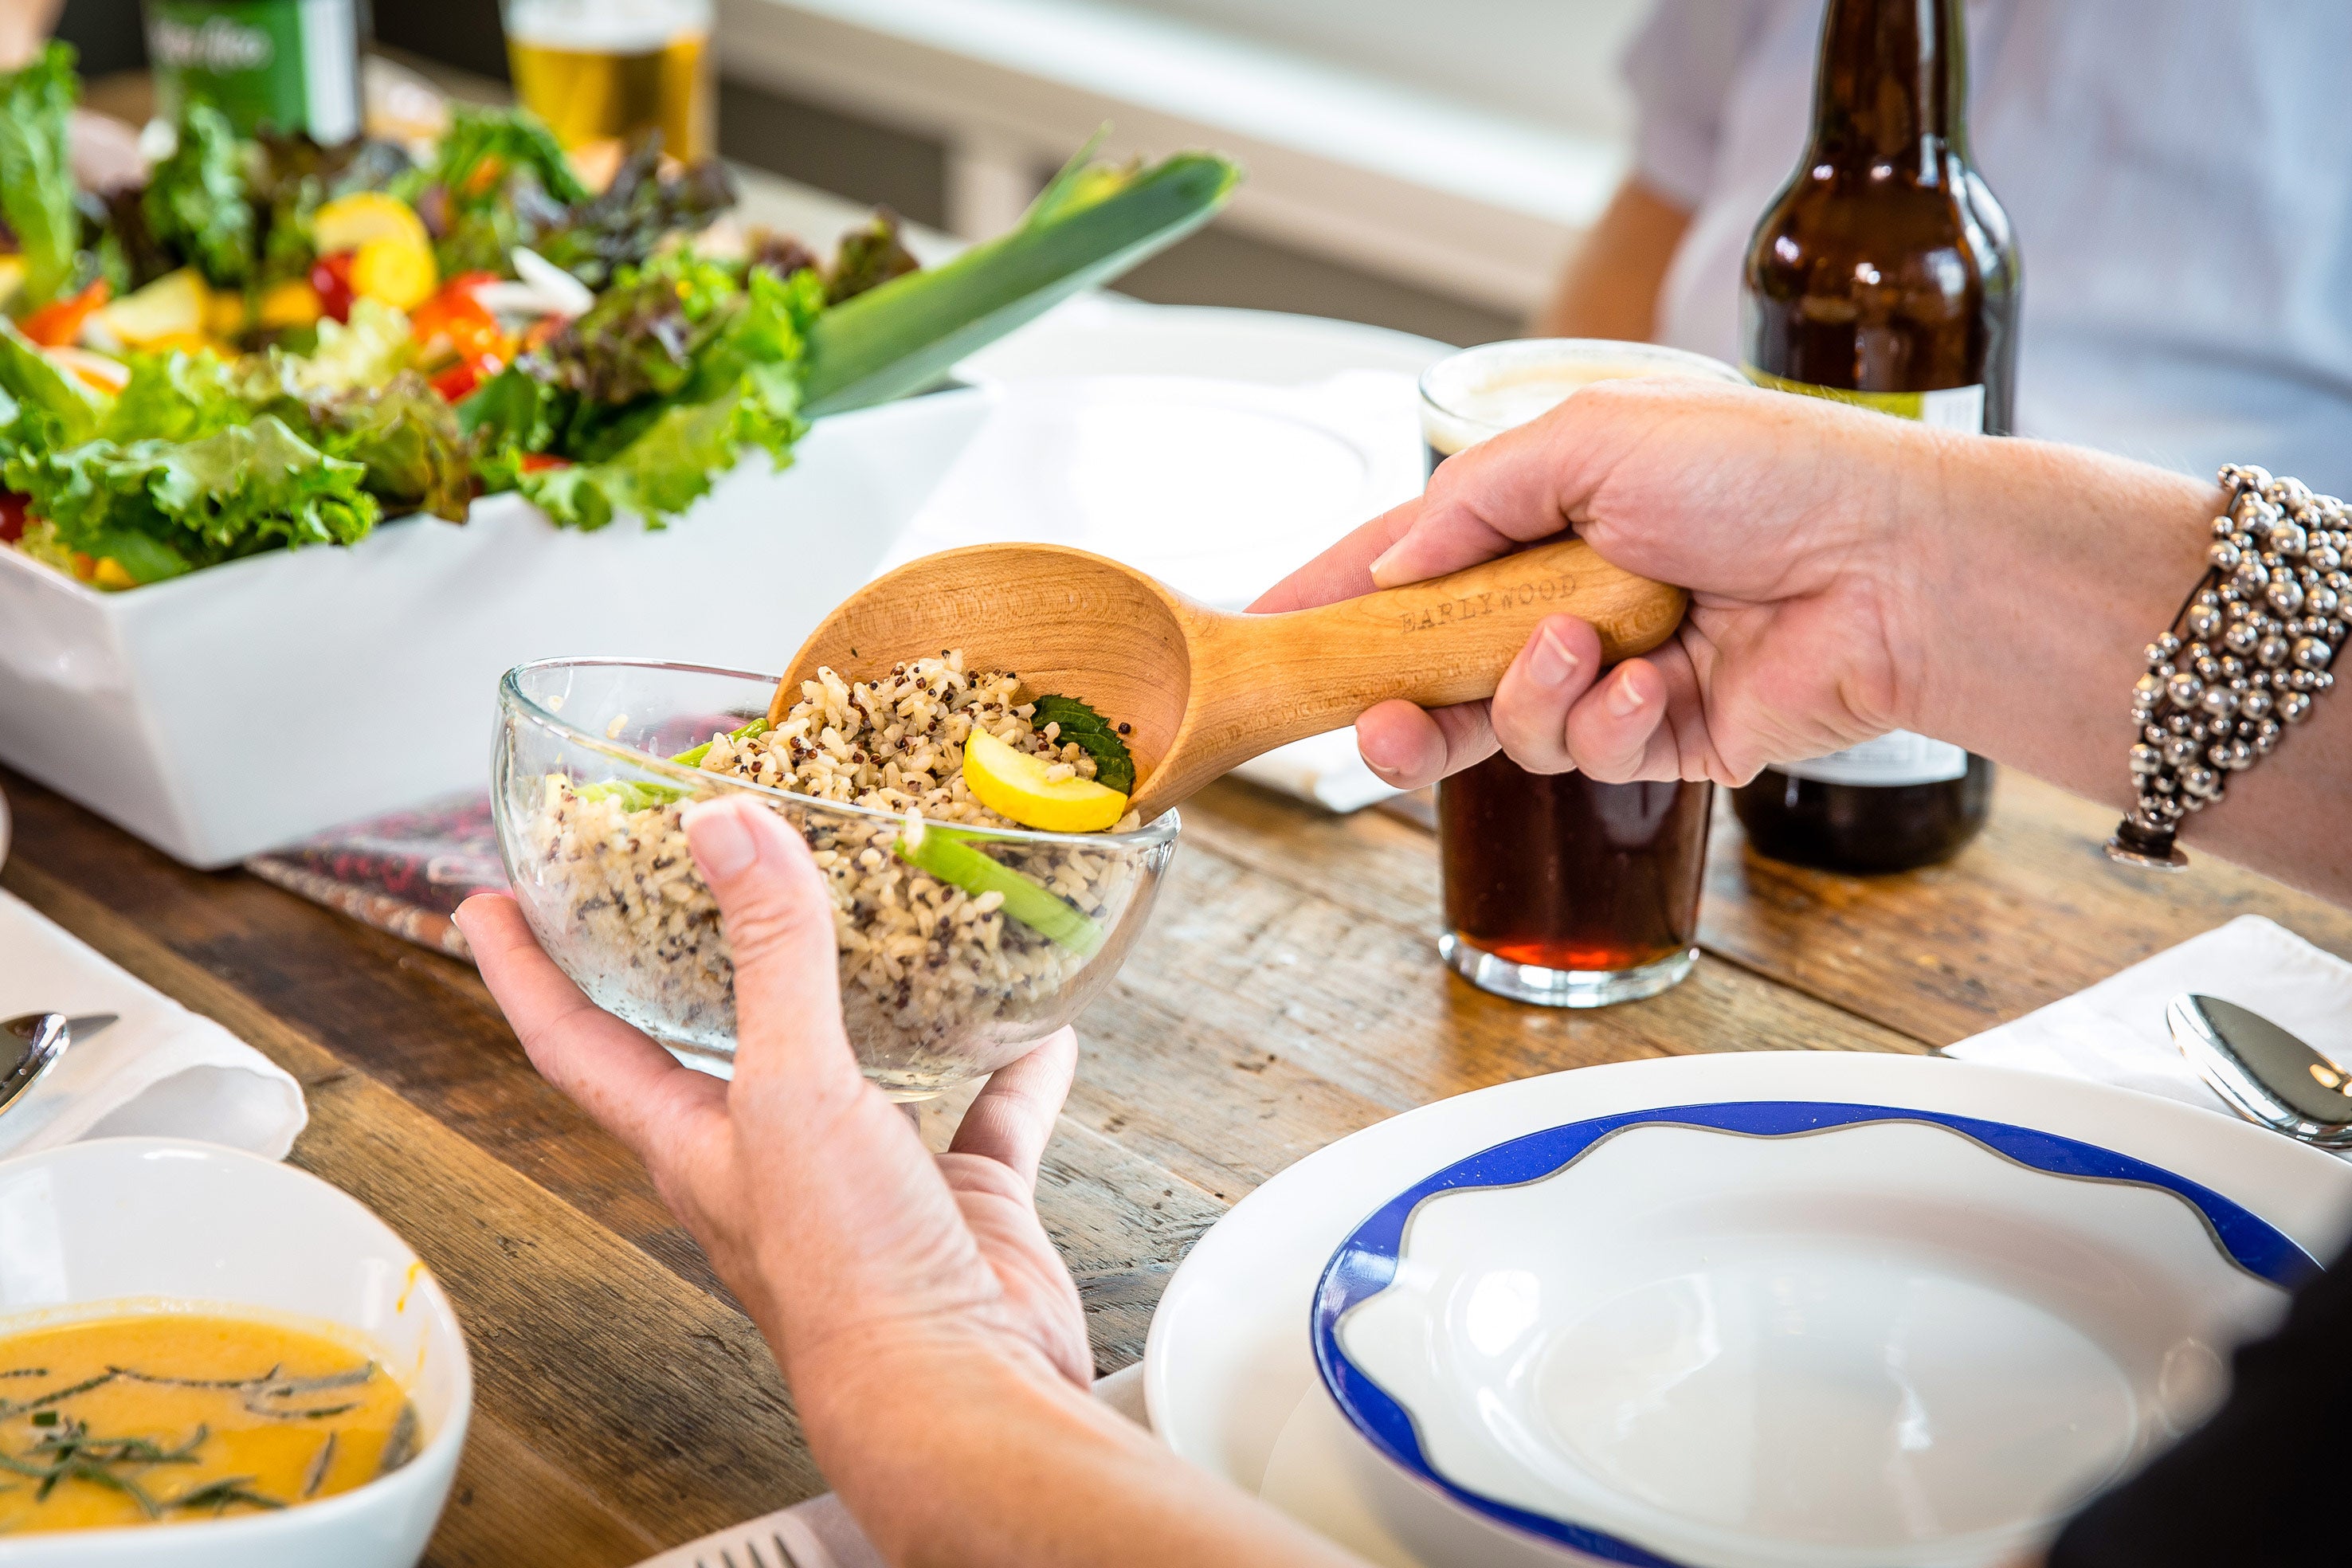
[773, 539, 1685, 822]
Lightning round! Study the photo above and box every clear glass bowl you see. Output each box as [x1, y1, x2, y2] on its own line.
[492, 657, 1180, 1099]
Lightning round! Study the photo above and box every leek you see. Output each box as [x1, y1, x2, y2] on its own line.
[578, 716, 770, 808]
[672, 716, 769, 770]
[800, 137, 1241, 417]
[894, 825, 1107, 956]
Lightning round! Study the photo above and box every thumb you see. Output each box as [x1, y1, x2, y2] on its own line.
[681, 796, 863, 1103]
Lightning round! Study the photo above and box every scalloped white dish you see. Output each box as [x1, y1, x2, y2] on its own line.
[1315, 1104, 2302, 1568]
[1146, 1054, 2352, 1568]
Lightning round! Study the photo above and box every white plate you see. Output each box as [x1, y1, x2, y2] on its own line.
[957, 295, 1454, 388]
[1259, 1383, 1425, 1568]
[1145, 1053, 2352, 1565]
[872, 372, 1427, 610]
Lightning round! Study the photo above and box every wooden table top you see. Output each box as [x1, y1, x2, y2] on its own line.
[6, 761, 2347, 1566]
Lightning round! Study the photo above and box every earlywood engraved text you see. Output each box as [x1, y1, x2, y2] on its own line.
[1399, 570, 1578, 633]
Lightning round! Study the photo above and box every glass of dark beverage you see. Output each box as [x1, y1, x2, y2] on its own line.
[1421, 339, 1740, 1006]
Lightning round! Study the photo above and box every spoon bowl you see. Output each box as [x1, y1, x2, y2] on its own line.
[775, 540, 1684, 820]
[0, 1012, 116, 1118]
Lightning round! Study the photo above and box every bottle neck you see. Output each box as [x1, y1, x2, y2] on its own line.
[1806, 0, 1969, 174]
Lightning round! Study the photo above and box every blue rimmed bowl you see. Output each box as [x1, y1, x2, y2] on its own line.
[1311, 1100, 2311, 1568]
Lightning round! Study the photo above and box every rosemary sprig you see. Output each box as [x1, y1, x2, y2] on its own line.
[302, 1432, 337, 1499]
[108, 1359, 378, 1420]
[25, 1419, 206, 1468]
[108, 1361, 283, 1390]
[0, 1370, 121, 1420]
[48, 1459, 160, 1518]
[0, 1413, 206, 1511]
[257, 1364, 376, 1397]
[166, 1475, 284, 1515]
[376, 1402, 419, 1476]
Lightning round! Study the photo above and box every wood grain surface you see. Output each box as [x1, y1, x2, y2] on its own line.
[4, 757, 2341, 1565]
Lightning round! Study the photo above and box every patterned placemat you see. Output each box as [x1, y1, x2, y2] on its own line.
[245, 794, 507, 960]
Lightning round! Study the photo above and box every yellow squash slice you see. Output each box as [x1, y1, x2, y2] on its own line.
[962, 728, 1128, 833]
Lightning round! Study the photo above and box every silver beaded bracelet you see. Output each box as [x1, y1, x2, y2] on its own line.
[2108, 465, 2344, 870]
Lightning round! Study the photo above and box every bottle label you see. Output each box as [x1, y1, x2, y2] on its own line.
[1778, 731, 1970, 786]
[1744, 367, 1986, 433]
[147, 0, 359, 143]
[1741, 363, 1980, 789]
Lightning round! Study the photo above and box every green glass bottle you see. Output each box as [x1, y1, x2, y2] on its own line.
[144, 0, 363, 142]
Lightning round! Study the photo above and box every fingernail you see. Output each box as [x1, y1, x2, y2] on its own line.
[1367, 542, 1405, 584]
[1529, 624, 1581, 689]
[1607, 669, 1646, 718]
[684, 800, 758, 880]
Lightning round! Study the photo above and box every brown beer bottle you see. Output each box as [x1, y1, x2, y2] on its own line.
[1732, 0, 2019, 873]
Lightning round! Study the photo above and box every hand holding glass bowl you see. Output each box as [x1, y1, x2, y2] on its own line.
[490, 657, 1178, 1099]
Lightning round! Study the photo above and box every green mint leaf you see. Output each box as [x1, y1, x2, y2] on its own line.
[1028, 695, 1135, 794]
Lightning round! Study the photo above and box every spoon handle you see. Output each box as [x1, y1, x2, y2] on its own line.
[1226, 535, 1681, 718]
[1331, 536, 1683, 684]
[1143, 539, 1684, 813]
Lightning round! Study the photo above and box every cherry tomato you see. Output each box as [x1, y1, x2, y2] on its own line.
[518, 453, 572, 472]
[19, 280, 112, 347]
[413, 284, 505, 359]
[0, 492, 29, 545]
[431, 361, 484, 402]
[309, 251, 358, 324]
[410, 276, 492, 336]
[414, 272, 515, 406]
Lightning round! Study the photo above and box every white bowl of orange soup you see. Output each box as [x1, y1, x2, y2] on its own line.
[0, 1138, 471, 1566]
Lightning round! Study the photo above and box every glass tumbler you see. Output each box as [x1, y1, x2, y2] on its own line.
[502, 0, 714, 160]
[1421, 339, 1742, 1007]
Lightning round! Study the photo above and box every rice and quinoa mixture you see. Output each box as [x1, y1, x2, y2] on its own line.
[525, 651, 1145, 1085]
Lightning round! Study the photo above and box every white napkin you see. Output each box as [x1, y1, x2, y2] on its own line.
[1229, 730, 1403, 814]
[631, 1364, 1151, 1568]
[0, 887, 308, 1160]
[1946, 914, 2352, 1141]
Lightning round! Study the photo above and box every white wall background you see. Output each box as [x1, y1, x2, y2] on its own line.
[718, 0, 1661, 314]
[1092, 0, 1655, 143]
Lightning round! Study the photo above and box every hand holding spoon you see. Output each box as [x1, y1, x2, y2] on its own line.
[774, 539, 1685, 822]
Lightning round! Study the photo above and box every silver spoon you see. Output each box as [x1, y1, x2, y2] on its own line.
[2168, 994, 2352, 1148]
[0, 1013, 118, 1119]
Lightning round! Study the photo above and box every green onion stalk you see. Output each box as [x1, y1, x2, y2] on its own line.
[801, 135, 1242, 416]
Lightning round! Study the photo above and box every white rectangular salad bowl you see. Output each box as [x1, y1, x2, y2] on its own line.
[0, 390, 990, 868]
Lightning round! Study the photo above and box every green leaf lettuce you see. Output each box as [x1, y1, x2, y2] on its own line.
[495, 262, 823, 530]
[0, 42, 83, 310]
[6, 414, 379, 582]
[0, 319, 107, 451]
[145, 101, 256, 289]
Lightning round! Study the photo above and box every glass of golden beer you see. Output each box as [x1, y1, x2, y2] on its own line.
[503, 0, 713, 162]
